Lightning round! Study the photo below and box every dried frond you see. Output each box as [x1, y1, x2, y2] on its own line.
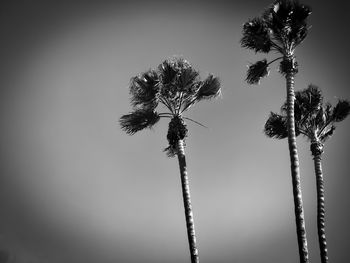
[264, 112, 288, 139]
[279, 57, 298, 76]
[310, 140, 324, 156]
[165, 116, 188, 157]
[163, 145, 178, 158]
[241, 18, 272, 53]
[246, 59, 269, 85]
[120, 109, 160, 135]
[332, 99, 350, 122]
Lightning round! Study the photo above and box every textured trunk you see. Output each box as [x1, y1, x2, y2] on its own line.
[176, 139, 199, 263]
[285, 72, 309, 263]
[313, 154, 329, 263]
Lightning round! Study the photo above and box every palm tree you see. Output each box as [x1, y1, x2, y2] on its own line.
[240, 1, 312, 262]
[264, 84, 350, 263]
[120, 57, 221, 263]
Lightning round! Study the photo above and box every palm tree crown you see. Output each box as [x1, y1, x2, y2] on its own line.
[264, 84, 350, 150]
[241, 0, 311, 84]
[120, 57, 221, 155]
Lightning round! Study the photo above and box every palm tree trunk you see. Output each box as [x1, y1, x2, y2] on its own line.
[176, 139, 199, 263]
[285, 72, 309, 263]
[313, 153, 329, 263]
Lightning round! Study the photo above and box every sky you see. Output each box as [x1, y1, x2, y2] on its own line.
[0, 0, 349, 262]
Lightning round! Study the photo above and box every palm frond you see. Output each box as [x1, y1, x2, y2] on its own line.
[263, 0, 311, 48]
[322, 102, 333, 127]
[241, 18, 272, 53]
[163, 145, 178, 158]
[291, 1, 312, 22]
[158, 59, 178, 85]
[296, 84, 322, 113]
[289, 2, 311, 45]
[263, 0, 294, 35]
[120, 109, 160, 135]
[301, 84, 322, 107]
[178, 67, 200, 91]
[129, 70, 159, 109]
[264, 112, 288, 139]
[246, 59, 269, 85]
[332, 99, 350, 122]
[315, 104, 326, 128]
[281, 84, 323, 124]
[319, 125, 335, 143]
[195, 74, 221, 101]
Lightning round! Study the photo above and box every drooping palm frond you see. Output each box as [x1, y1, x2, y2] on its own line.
[332, 99, 350, 122]
[246, 59, 269, 85]
[129, 70, 159, 109]
[264, 112, 288, 139]
[120, 109, 160, 135]
[241, 18, 272, 53]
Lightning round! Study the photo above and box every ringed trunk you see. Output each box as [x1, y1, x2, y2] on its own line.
[313, 153, 329, 263]
[285, 72, 309, 263]
[176, 139, 199, 263]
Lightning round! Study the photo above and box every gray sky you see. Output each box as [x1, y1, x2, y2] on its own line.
[0, 0, 349, 262]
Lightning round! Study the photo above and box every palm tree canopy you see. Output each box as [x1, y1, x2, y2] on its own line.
[264, 112, 289, 139]
[120, 57, 221, 155]
[264, 85, 350, 143]
[241, 0, 311, 84]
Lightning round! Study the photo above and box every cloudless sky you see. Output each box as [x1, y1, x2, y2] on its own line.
[0, 0, 349, 262]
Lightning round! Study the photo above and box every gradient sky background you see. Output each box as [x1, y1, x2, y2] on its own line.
[0, 0, 349, 262]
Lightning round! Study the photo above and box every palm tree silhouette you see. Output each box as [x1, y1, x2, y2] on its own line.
[240, 1, 312, 262]
[264, 85, 350, 263]
[120, 57, 221, 263]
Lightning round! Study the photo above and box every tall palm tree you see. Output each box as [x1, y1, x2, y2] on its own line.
[120, 57, 221, 263]
[240, 1, 312, 262]
[264, 85, 350, 263]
